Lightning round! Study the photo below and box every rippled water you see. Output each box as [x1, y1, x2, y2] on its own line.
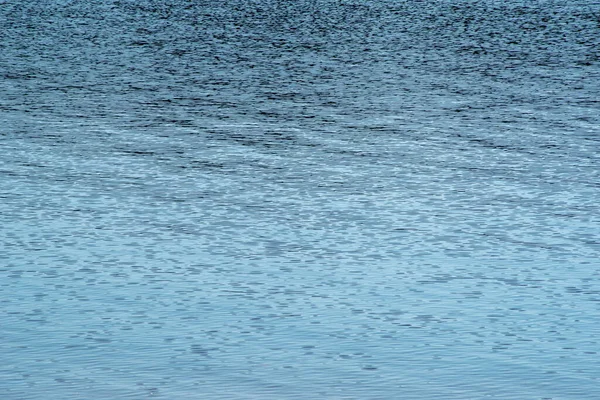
[2, 0, 600, 399]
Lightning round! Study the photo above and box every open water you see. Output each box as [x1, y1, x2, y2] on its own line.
[1, 0, 600, 399]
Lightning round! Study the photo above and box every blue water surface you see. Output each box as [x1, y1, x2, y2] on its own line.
[1, 0, 600, 399]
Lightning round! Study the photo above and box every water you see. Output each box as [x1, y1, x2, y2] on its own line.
[1, 0, 600, 398]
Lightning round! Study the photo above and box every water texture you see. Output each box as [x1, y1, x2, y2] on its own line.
[1, 0, 600, 399]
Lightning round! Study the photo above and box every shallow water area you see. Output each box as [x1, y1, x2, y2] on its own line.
[1, 0, 600, 399]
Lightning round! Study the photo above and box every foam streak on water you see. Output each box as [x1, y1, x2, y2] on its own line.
[1, 1, 600, 399]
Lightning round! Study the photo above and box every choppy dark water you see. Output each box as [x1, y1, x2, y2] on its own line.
[2, 0, 600, 398]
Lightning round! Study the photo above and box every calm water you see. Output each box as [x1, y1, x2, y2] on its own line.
[1, 0, 600, 398]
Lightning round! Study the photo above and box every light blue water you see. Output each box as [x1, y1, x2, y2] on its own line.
[1, 0, 600, 398]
